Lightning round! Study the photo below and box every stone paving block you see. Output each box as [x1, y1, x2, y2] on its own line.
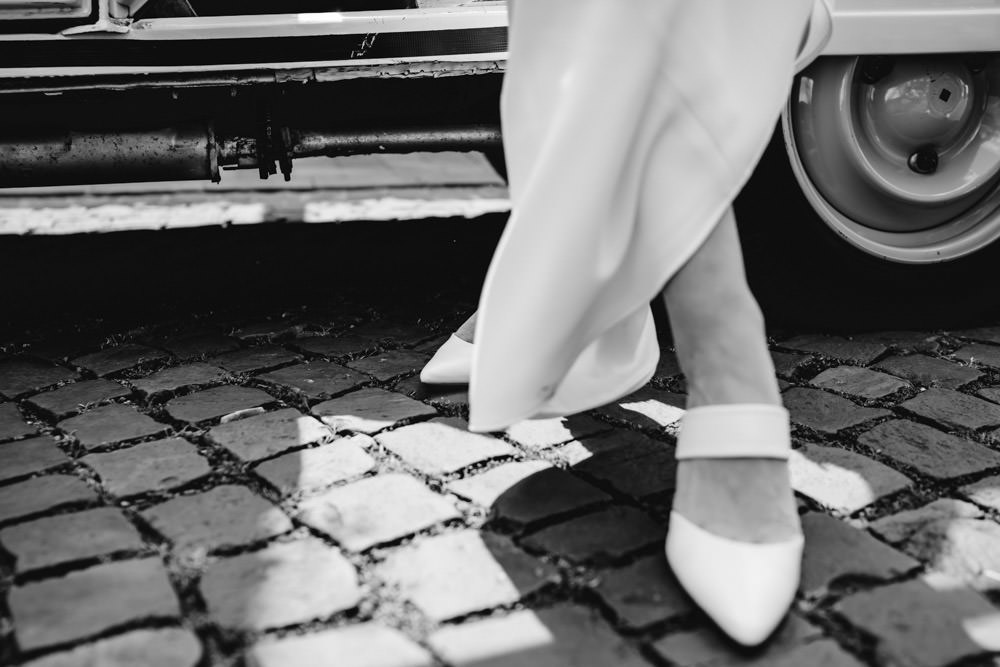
[900, 388, 1000, 431]
[837, 577, 1000, 667]
[0, 402, 35, 441]
[595, 387, 686, 431]
[248, 623, 433, 667]
[9, 557, 180, 651]
[209, 346, 302, 374]
[205, 407, 332, 462]
[129, 363, 228, 397]
[0, 436, 70, 483]
[505, 415, 611, 450]
[783, 388, 889, 434]
[855, 330, 944, 355]
[976, 387, 1000, 405]
[871, 499, 984, 544]
[655, 350, 683, 379]
[651, 614, 823, 666]
[780, 335, 887, 364]
[260, 361, 365, 400]
[789, 443, 912, 514]
[160, 332, 239, 360]
[292, 334, 378, 359]
[951, 325, 1000, 345]
[345, 350, 430, 381]
[550, 428, 663, 467]
[874, 354, 981, 390]
[58, 403, 169, 450]
[297, 474, 459, 552]
[0, 474, 97, 524]
[0, 507, 144, 572]
[26, 378, 130, 418]
[165, 385, 274, 423]
[376, 530, 558, 622]
[576, 443, 676, 498]
[593, 553, 693, 628]
[858, 420, 1000, 479]
[448, 461, 610, 526]
[375, 418, 515, 476]
[428, 606, 649, 667]
[22, 628, 202, 667]
[810, 365, 910, 399]
[770, 351, 812, 379]
[521, 506, 663, 563]
[235, 320, 307, 341]
[799, 513, 919, 596]
[313, 388, 437, 434]
[953, 342, 1000, 370]
[72, 344, 170, 377]
[394, 375, 470, 410]
[960, 474, 1000, 511]
[201, 537, 361, 631]
[82, 437, 211, 497]
[141, 485, 292, 553]
[349, 321, 434, 348]
[0, 357, 77, 398]
[254, 435, 377, 496]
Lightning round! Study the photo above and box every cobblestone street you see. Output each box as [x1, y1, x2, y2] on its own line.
[2, 193, 1000, 666]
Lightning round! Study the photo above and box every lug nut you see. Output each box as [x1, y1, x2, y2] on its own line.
[860, 56, 894, 84]
[908, 148, 939, 175]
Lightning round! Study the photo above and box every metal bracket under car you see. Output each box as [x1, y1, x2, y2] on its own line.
[60, 0, 132, 34]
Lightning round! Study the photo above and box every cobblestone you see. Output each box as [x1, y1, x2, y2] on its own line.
[234, 320, 306, 341]
[376, 530, 557, 622]
[374, 418, 515, 476]
[9, 558, 180, 651]
[345, 350, 430, 381]
[141, 485, 293, 553]
[81, 437, 211, 497]
[0, 436, 70, 483]
[594, 386, 685, 430]
[129, 363, 228, 397]
[297, 474, 459, 551]
[0, 402, 36, 441]
[248, 624, 433, 667]
[651, 614, 822, 666]
[394, 375, 469, 411]
[858, 420, 1000, 479]
[855, 330, 943, 354]
[574, 439, 676, 498]
[205, 407, 331, 462]
[313, 388, 437, 434]
[960, 474, 1000, 511]
[789, 443, 912, 514]
[291, 334, 377, 359]
[810, 366, 910, 400]
[26, 379, 130, 418]
[592, 553, 692, 628]
[505, 415, 611, 450]
[780, 334, 887, 364]
[259, 361, 364, 400]
[770, 350, 812, 379]
[0, 357, 77, 398]
[874, 354, 981, 390]
[201, 537, 361, 631]
[254, 434, 377, 496]
[160, 332, 239, 360]
[0, 475, 97, 524]
[58, 403, 168, 449]
[952, 342, 1000, 370]
[951, 325, 1000, 345]
[72, 344, 170, 377]
[208, 346, 302, 374]
[0, 507, 144, 572]
[783, 388, 890, 434]
[22, 628, 202, 667]
[521, 506, 663, 563]
[900, 388, 1000, 431]
[165, 385, 274, 423]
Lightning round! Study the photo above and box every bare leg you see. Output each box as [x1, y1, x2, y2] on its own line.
[663, 208, 799, 543]
[454, 312, 478, 344]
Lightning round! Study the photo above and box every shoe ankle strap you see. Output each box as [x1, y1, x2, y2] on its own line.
[675, 404, 791, 460]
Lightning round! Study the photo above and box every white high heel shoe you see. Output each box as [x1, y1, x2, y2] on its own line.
[665, 404, 803, 646]
[420, 334, 473, 384]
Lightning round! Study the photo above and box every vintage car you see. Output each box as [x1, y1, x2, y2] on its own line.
[1, 0, 999, 321]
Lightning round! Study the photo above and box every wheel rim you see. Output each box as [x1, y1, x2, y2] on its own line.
[784, 54, 1000, 264]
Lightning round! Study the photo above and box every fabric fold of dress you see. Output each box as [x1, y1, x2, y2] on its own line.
[469, 0, 833, 432]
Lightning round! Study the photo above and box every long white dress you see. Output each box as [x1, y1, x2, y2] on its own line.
[468, 0, 833, 432]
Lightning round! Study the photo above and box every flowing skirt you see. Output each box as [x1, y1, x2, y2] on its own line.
[468, 0, 832, 432]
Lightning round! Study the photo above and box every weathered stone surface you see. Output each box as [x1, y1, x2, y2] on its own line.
[428, 606, 649, 667]
[652, 614, 823, 666]
[874, 354, 981, 390]
[952, 343, 1000, 370]
[160, 332, 239, 360]
[595, 387, 685, 431]
[0, 507, 144, 572]
[129, 363, 228, 397]
[59, 404, 168, 450]
[206, 407, 332, 462]
[377, 530, 557, 622]
[655, 350, 683, 379]
[781, 335, 887, 364]
[810, 366, 910, 399]
[0, 402, 35, 441]
[0, 358, 77, 398]
[345, 350, 430, 381]
[349, 321, 433, 347]
[783, 388, 889, 434]
[855, 331, 943, 354]
[165, 386, 274, 423]
[297, 474, 459, 551]
[858, 420, 1000, 479]
[976, 387, 1000, 405]
[837, 578, 1000, 667]
[505, 415, 611, 450]
[292, 334, 378, 359]
[375, 418, 515, 476]
[26, 378, 130, 418]
[72, 344, 169, 377]
[951, 326, 1000, 345]
[799, 513, 918, 595]
[22, 628, 202, 667]
[552, 428, 663, 467]
[82, 437, 211, 497]
[0, 475, 97, 524]
[960, 474, 1000, 511]
[254, 435, 377, 496]
[234, 320, 306, 341]
[900, 388, 1000, 431]
[201, 537, 360, 631]
[141, 485, 292, 553]
[0, 436, 70, 483]
[576, 442, 676, 499]
[260, 361, 364, 400]
[771, 351, 812, 379]
[395, 375, 469, 410]
[789, 443, 912, 514]
[521, 506, 663, 563]
[449, 461, 609, 526]
[593, 553, 692, 628]
[9, 558, 180, 650]
[249, 624, 433, 667]
[871, 499, 984, 544]
[314, 388, 437, 434]
[209, 346, 302, 374]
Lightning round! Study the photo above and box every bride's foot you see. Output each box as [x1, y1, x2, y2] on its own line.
[420, 312, 477, 384]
